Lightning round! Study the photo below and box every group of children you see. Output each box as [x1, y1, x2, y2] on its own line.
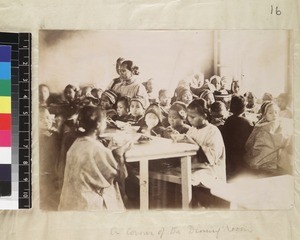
[39, 58, 293, 210]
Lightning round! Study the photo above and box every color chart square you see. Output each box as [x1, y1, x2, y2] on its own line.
[0, 96, 11, 113]
[0, 45, 11, 62]
[0, 147, 11, 164]
[0, 164, 11, 181]
[0, 81, 11, 96]
[0, 181, 11, 196]
[0, 114, 11, 130]
[0, 62, 11, 80]
[0, 130, 11, 146]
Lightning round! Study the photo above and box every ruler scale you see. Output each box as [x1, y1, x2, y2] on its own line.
[18, 33, 31, 208]
[0, 32, 32, 209]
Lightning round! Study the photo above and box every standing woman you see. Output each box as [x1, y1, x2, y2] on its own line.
[59, 106, 131, 211]
[112, 60, 149, 107]
[107, 57, 125, 90]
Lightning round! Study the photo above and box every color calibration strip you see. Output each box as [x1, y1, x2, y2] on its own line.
[0, 45, 12, 197]
[0, 32, 32, 209]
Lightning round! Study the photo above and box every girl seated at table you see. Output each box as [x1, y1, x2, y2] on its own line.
[162, 101, 190, 138]
[175, 86, 193, 105]
[262, 92, 273, 103]
[59, 106, 131, 211]
[39, 84, 51, 108]
[244, 101, 293, 174]
[158, 89, 171, 119]
[138, 103, 166, 136]
[100, 90, 118, 118]
[112, 96, 130, 122]
[276, 93, 292, 119]
[39, 107, 61, 210]
[127, 96, 146, 126]
[222, 95, 253, 179]
[210, 75, 222, 92]
[210, 101, 228, 131]
[244, 91, 259, 114]
[199, 89, 215, 107]
[91, 88, 103, 105]
[177, 99, 226, 187]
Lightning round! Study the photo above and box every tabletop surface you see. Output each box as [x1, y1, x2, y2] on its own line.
[101, 129, 199, 162]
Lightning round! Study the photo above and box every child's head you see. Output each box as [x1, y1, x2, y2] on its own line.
[276, 93, 290, 110]
[190, 73, 204, 88]
[39, 84, 50, 103]
[64, 84, 77, 102]
[91, 88, 103, 99]
[220, 76, 228, 90]
[187, 99, 209, 128]
[177, 87, 193, 105]
[130, 96, 146, 117]
[143, 78, 154, 94]
[168, 102, 187, 128]
[244, 91, 256, 105]
[210, 101, 228, 119]
[144, 103, 162, 129]
[158, 89, 171, 107]
[77, 106, 107, 136]
[81, 86, 93, 97]
[116, 96, 130, 117]
[230, 80, 240, 94]
[229, 95, 245, 115]
[210, 76, 221, 91]
[100, 90, 117, 110]
[199, 89, 215, 107]
[262, 92, 273, 102]
[260, 101, 279, 122]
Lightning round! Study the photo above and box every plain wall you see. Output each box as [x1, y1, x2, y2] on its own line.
[217, 30, 289, 98]
[39, 30, 214, 95]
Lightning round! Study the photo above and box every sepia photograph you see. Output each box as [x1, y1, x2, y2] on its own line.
[38, 30, 294, 211]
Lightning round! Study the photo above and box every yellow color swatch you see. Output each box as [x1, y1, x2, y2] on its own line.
[0, 96, 11, 113]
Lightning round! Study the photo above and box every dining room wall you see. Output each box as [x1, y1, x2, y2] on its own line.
[39, 30, 214, 95]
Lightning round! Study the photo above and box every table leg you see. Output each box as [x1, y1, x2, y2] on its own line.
[140, 160, 149, 210]
[181, 156, 192, 209]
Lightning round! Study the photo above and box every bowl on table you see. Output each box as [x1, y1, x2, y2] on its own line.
[136, 134, 152, 144]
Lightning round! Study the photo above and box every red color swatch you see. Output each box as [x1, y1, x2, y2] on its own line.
[0, 114, 11, 130]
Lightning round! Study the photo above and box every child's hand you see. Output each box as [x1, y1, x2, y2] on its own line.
[113, 141, 133, 157]
[183, 134, 197, 144]
[172, 134, 196, 144]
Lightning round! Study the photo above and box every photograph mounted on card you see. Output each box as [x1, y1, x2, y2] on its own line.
[38, 30, 294, 211]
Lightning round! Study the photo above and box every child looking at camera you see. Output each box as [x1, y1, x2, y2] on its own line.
[244, 101, 293, 174]
[112, 96, 130, 122]
[127, 96, 146, 126]
[158, 89, 171, 118]
[59, 106, 131, 211]
[63, 84, 77, 103]
[176, 87, 193, 106]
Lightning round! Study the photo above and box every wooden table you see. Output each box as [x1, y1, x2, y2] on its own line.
[210, 174, 294, 209]
[125, 136, 198, 210]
